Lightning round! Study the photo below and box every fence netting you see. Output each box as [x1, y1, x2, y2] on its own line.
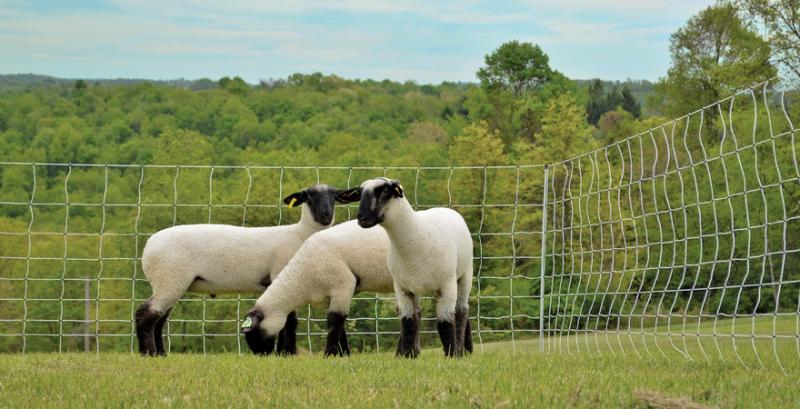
[0, 164, 545, 355]
[0, 80, 797, 370]
[543, 81, 799, 369]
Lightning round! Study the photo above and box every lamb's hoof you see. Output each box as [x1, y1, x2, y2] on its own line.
[323, 347, 346, 357]
[396, 348, 420, 359]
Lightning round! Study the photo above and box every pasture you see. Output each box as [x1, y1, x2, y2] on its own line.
[2, 341, 798, 408]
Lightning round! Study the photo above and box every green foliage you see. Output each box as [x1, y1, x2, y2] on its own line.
[472, 42, 578, 146]
[650, 3, 776, 116]
[620, 86, 641, 118]
[518, 94, 595, 164]
[737, 0, 800, 81]
[586, 80, 642, 124]
[477, 41, 557, 95]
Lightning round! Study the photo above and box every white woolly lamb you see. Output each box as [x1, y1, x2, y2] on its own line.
[135, 184, 344, 356]
[339, 177, 474, 357]
[240, 219, 394, 357]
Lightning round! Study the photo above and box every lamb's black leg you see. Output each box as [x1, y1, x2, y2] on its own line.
[153, 308, 172, 356]
[413, 308, 422, 352]
[464, 317, 473, 354]
[397, 314, 420, 358]
[437, 319, 456, 357]
[135, 301, 162, 356]
[324, 311, 348, 357]
[454, 305, 469, 357]
[338, 325, 350, 356]
[276, 311, 298, 356]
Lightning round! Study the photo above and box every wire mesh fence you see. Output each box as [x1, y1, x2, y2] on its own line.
[0, 163, 546, 355]
[0, 79, 797, 369]
[542, 80, 799, 370]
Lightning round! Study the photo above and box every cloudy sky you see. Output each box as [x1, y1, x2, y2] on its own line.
[0, 0, 715, 83]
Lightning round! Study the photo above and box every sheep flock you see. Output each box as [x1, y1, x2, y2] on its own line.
[137, 177, 473, 358]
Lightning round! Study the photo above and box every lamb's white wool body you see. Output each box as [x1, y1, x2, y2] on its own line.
[352, 177, 473, 357]
[142, 202, 330, 313]
[251, 219, 392, 337]
[378, 197, 473, 321]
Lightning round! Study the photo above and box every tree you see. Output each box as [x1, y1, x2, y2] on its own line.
[477, 41, 555, 95]
[449, 121, 506, 167]
[595, 108, 637, 145]
[619, 86, 641, 119]
[650, 3, 776, 116]
[586, 79, 606, 124]
[219, 76, 249, 96]
[526, 94, 594, 163]
[74, 79, 87, 91]
[737, 0, 800, 81]
[586, 82, 641, 124]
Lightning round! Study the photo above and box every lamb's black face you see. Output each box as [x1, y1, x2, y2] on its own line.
[241, 308, 276, 355]
[283, 184, 341, 226]
[336, 178, 404, 229]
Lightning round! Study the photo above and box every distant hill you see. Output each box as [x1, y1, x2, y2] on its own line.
[0, 74, 217, 92]
[2, 73, 654, 93]
[0, 73, 657, 114]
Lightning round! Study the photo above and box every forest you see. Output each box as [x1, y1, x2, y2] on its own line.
[0, 1, 798, 353]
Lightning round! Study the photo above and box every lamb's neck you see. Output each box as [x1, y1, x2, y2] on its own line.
[293, 203, 330, 238]
[380, 199, 422, 253]
[262, 276, 305, 317]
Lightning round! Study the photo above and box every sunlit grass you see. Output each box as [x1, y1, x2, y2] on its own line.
[479, 315, 799, 370]
[1, 317, 798, 409]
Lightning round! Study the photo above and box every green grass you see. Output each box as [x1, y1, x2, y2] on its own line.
[483, 315, 799, 364]
[1, 317, 797, 408]
[2, 336, 799, 408]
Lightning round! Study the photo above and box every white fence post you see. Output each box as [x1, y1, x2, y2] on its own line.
[540, 165, 549, 354]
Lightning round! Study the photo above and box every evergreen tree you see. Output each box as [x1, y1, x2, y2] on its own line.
[619, 86, 641, 118]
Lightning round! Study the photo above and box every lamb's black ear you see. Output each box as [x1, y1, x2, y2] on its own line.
[335, 187, 362, 204]
[283, 191, 307, 208]
[241, 309, 263, 334]
[389, 180, 404, 198]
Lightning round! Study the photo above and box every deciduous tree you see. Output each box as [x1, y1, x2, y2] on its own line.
[650, 3, 775, 116]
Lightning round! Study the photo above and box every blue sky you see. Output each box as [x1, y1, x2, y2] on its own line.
[0, 0, 715, 83]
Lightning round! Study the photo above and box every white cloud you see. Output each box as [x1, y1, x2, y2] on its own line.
[528, 18, 674, 46]
[107, 0, 527, 24]
[519, 0, 712, 18]
[0, 0, 719, 82]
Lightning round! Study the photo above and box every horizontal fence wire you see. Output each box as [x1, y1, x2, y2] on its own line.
[0, 164, 545, 354]
[0, 79, 797, 370]
[542, 79, 800, 370]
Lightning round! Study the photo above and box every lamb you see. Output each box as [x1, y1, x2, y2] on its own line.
[135, 184, 344, 356]
[240, 219, 395, 357]
[338, 177, 474, 357]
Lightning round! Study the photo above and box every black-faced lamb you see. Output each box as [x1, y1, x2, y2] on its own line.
[135, 184, 343, 356]
[241, 219, 395, 357]
[339, 177, 474, 357]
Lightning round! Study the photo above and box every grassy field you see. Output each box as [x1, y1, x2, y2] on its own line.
[482, 314, 799, 365]
[1, 316, 798, 408]
[1, 350, 798, 408]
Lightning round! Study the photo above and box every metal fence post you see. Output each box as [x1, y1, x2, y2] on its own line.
[539, 165, 549, 354]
